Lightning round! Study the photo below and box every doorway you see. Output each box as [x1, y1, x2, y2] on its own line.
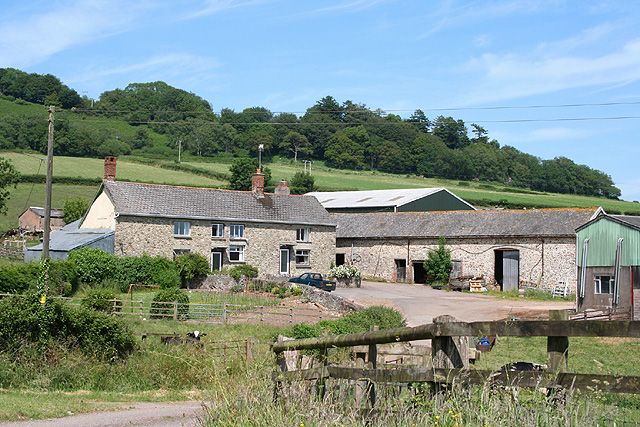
[280, 248, 290, 275]
[412, 261, 426, 284]
[335, 253, 345, 266]
[211, 250, 223, 272]
[495, 249, 520, 291]
[395, 259, 407, 282]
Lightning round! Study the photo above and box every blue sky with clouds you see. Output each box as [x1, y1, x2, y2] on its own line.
[1, 0, 639, 200]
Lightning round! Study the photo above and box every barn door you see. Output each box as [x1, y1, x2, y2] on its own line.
[502, 250, 520, 291]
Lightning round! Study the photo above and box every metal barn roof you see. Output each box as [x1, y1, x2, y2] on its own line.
[306, 188, 475, 210]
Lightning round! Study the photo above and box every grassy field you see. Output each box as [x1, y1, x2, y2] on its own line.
[1, 182, 99, 233]
[185, 157, 640, 214]
[2, 152, 224, 187]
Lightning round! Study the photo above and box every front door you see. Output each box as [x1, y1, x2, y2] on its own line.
[211, 251, 223, 271]
[280, 248, 290, 275]
[502, 250, 520, 291]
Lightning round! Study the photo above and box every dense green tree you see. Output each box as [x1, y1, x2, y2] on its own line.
[0, 157, 19, 215]
[406, 109, 431, 133]
[290, 171, 315, 194]
[0, 68, 82, 108]
[229, 158, 272, 191]
[63, 197, 90, 223]
[432, 116, 470, 149]
[281, 131, 311, 162]
[324, 130, 365, 169]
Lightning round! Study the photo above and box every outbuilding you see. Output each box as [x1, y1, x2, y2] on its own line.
[18, 206, 65, 233]
[307, 188, 475, 213]
[576, 213, 640, 319]
[335, 208, 600, 293]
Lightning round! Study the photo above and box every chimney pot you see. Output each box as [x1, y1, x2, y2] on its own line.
[251, 168, 265, 198]
[275, 180, 290, 196]
[104, 156, 117, 181]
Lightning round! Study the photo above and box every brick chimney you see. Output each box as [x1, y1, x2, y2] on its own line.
[251, 168, 265, 198]
[275, 180, 290, 196]
[104, 156, 117, 181]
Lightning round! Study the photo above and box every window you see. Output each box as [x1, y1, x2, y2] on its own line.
[212, 223, 224, 238]
[173, 221, 190, 237]
[296, 227, 310, 242]
[229, 245, 245, 262]
[594, 275, 614, 294]
[173, 249, 190, 259]
[295, 249, 310, 266]
[230, 224, 245, 239]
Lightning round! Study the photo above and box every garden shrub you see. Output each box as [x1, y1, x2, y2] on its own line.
[81, 288, 120, 313]
[68, 248, 117, 285]
[0, 260, 77, 295]
[288, 306, 405, 339]
[0, 294, 135, 361]
[150, 288, 189, 320]
[175, 252, 210, 288]
[229, 264, 258, 281]
[423, 237, 452, 285]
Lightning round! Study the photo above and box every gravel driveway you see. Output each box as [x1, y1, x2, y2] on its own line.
[335, 281, 573, 326]
[0, 402, 205, 427]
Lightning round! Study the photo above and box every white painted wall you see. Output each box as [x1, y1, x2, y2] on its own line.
[81, 192, 116, 229]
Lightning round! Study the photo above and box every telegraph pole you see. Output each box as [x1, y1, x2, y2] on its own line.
[42, 106, 55, 262]
[178, 140, 182, 163]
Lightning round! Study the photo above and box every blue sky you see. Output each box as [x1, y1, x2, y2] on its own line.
[1, 0, 639, 200]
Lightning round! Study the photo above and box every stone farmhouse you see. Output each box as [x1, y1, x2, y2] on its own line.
[334, 208, 602, 292]
[75, 159, 336, 277]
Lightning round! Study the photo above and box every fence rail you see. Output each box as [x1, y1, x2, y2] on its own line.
[272, 311, 640, 410]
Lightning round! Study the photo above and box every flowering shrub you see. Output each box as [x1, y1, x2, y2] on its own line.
[329, 264, 361, 279]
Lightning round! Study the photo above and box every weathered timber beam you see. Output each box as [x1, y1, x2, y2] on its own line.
[274, 367, 640, 394]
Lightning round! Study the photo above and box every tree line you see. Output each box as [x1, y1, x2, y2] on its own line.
[0, 71, 621, 199]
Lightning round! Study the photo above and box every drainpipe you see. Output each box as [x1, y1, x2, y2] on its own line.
[613, 238, 624, 306]
[407, 239, 411, 283]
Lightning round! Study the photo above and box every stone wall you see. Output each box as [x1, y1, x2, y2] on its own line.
[337, 236, 577, 292]
[298, 284, 363, 313]
[0, 240, 25, 260]
[114, 215, 336, 278]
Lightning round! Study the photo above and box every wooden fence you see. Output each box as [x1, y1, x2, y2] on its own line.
[272, 311, 640, 410]
[569, 306, 632, 321]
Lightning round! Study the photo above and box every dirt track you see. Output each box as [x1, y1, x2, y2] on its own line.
[334, 281, 573, 326]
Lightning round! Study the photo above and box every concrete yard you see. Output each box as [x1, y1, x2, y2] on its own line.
[334, 281, 573, 326]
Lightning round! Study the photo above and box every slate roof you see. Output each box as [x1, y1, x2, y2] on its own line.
[307, 188, 475, 210]
[335, 208, 599, 239]
[27, 207, 64, 218]
[27, 220, 113, 252]
[103, 181, 335, 227]
[612, 215, 640, 230]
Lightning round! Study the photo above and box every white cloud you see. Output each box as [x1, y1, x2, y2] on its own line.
[182, 0, 274, 19]
[0, 1, 152, 68]
[460, 37, 640, 104]
[66, 53, 223, 99]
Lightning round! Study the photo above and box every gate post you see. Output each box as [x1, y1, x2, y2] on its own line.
[547, 309, 569, 372]
[431, 315, 469, 392]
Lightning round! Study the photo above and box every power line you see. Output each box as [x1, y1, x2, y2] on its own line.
[56, 115, 640, 126]
[60, 99, 640, 116]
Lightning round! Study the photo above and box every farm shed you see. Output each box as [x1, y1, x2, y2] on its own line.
[24, 219, 114, 261]
[307, 188, 475, 213]
[576, 213, 640, 319]
[18, 206, 65, 233]
[335, 208, 600, 293]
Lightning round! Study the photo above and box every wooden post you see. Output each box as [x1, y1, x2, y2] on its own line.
[273, 336, 287, 402]
[547, 310, 569, 373]
[367, 326, 378, 409]
[316, 347, 328, 400]
[289, 307, 293, 323]
[354, 351, 367, 407]
[173, 302, 178, 320]
[245, 338, 253, 368]
[431, 315, 469, 392]
[222, 303, 228, 324]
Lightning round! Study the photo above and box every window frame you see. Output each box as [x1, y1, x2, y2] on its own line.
[212, 223, 224, 238]
[295, 249, 310, 266]
[594, 275, 614, 295]
[229, 224, 245, 239]
[296, 227, 310, 242]
[173, 221, 191, 238]
[228, 245, 245, 262]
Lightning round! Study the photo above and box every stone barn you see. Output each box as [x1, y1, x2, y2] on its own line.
[335, 208, 600, 293]
[576, 213, 640, 319]
[19, 207, 65, 233]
